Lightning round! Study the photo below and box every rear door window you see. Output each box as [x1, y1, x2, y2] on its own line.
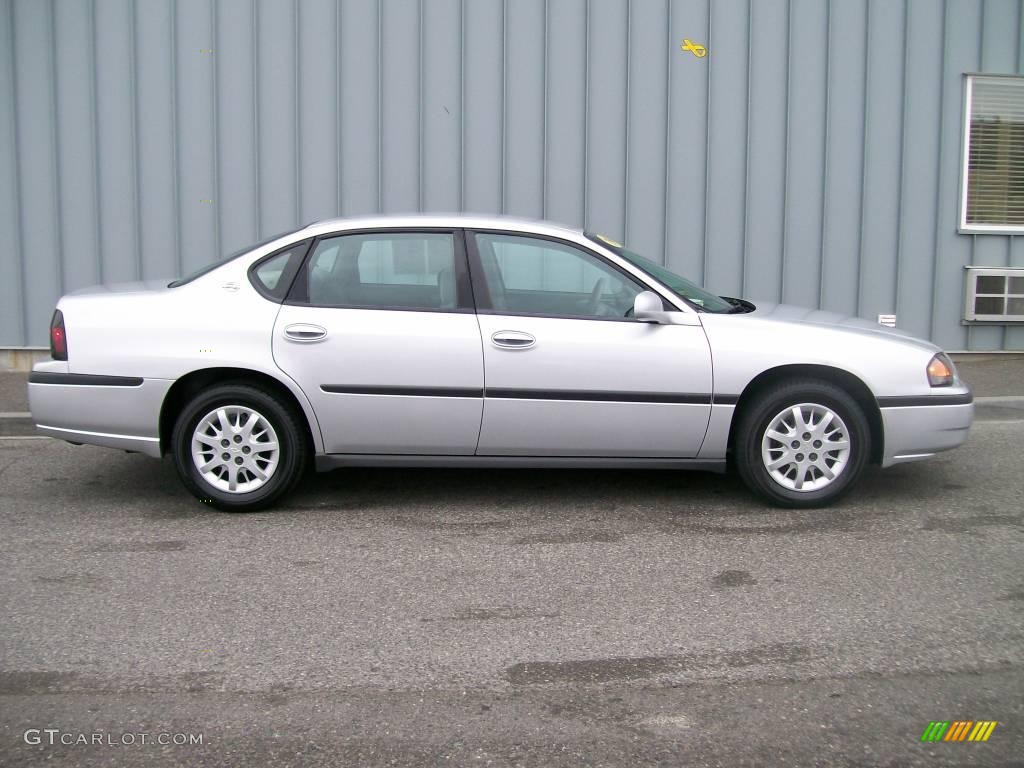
[290, 231, 463, 311]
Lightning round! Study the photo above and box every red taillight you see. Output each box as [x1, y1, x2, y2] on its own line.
[50, 310, 67, 361]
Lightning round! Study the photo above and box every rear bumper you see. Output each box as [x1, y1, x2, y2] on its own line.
[28, 368, 171, 458]
[879, 393, 974, 467]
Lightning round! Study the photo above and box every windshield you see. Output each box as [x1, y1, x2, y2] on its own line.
[586, 233, 736, 313]
[167, 228, 301, 288]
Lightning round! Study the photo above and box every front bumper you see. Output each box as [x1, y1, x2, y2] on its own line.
[28, 365, 172, 458]
[879, 392, 974, 467]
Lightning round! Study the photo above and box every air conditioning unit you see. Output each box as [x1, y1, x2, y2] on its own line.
[964, 266, 1024, 322]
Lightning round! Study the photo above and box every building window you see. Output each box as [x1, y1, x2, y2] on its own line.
[963, 267, 1024, 322]
[961, 75, 1024, 232]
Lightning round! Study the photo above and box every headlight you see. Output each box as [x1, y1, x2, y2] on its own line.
[927, 353, 955, 387]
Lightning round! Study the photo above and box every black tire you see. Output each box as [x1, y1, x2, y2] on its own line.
[734, 379, 870, 508]
[171, 382, 309, 512]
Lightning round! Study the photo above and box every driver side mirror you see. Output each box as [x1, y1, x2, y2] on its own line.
[633, 291, 671, 324]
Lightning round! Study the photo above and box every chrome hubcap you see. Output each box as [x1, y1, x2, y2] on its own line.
[761, 403, 851, 492]
[191, 406, 280, 494]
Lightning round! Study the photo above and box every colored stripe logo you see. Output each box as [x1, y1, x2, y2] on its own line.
[921, 721, 997, 742]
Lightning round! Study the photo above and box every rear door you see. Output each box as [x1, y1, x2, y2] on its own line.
[272, 229, 484, 455]
[468, 230, 713, 457]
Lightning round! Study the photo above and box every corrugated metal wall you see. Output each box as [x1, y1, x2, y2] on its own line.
[2, 0, 1023, 350]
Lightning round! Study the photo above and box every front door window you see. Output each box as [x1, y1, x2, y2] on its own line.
[472, 232, 645, 319]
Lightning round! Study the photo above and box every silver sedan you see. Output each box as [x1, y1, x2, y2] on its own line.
[28, 214, 973, 511]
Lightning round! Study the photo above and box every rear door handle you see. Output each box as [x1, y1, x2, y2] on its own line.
[284, 323, 327, 342]
[491, 330, 536, 349]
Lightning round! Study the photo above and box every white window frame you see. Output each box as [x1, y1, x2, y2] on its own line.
[959, 73, 1024, 234]
[963, 266, 1024, 323]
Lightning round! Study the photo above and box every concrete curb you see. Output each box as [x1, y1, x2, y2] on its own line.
[0, 412, 35, 437]
[0, 349, 48, 373]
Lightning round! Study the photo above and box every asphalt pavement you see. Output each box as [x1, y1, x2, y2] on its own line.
[0, 409, 1022, 765]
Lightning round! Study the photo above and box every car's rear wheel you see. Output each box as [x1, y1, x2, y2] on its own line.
[735, 379, 870, 508]
[171, 383, 308, 511]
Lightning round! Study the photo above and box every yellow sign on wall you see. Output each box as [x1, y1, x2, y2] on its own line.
[680, 39, 707, 58]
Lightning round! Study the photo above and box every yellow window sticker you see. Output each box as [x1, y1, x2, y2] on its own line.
[595, 234, 623, 248]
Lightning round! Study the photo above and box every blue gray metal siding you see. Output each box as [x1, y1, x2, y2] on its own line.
[2, 0, 1023, 350]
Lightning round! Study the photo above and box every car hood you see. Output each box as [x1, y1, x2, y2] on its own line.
[742, 299, 938, 348]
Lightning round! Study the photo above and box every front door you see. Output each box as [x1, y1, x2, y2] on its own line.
[468, 230, 713, 457]
[272, 229, 484, 454]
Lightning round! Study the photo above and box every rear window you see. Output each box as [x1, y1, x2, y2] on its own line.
[168, 229, 302, 288]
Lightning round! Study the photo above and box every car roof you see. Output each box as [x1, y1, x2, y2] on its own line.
[302, 212, 585, 239]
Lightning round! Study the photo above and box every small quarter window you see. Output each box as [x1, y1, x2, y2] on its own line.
[254, 251, 292, 291]
[249, 241, 309, 301]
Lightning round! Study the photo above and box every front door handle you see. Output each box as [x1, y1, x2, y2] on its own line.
[284, 323, 327, 342]
[491, 330, 536, 349]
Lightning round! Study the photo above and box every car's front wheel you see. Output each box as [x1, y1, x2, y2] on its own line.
[171, 383, 308, 511]
[735, 379, 870, 508]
